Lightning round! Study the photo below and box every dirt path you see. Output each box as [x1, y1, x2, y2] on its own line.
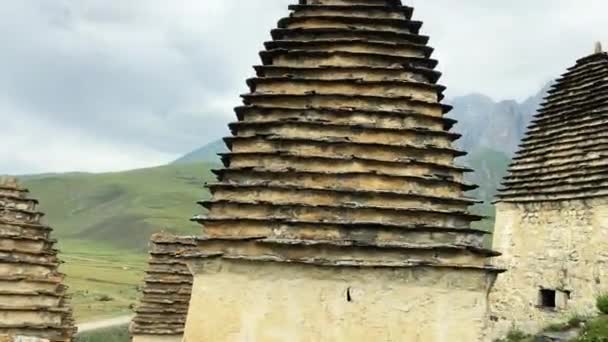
[77, 315, 133, 334]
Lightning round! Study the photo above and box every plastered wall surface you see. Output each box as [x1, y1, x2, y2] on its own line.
[490, 198, 608, 337]
[183, 260, 496, 342]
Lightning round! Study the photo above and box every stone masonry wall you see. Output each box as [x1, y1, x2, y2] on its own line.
[490, 198, 608, 338]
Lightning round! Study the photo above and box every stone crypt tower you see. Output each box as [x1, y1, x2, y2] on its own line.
[0, 177, 76, 342]
[491, 44, 608, 337]
[181, 1, 503, 341]
[130, 233, 195, 342]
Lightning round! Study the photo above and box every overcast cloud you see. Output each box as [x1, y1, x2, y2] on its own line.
[1, 0, 606, 175]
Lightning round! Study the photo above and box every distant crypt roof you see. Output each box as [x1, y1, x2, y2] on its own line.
[498, 45, 608, 202]
[188, 0, 501, 272]
[130, 233, 194, 339]
[0, 177, 76, 342]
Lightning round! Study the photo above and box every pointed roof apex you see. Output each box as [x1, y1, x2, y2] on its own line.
[0, 176, 18, 188]
[595, 41, 603, 54]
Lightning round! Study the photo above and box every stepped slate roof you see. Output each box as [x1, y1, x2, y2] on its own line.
[187, 0, 501, 272]
[498, 48, 608, 202]
[129, 233, 194, 339]
[0, 177, 76, 342]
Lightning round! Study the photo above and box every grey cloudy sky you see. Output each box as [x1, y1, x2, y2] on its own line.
[1, 0, 606, 175]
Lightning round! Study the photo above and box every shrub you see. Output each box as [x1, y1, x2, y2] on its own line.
[569, 314, 590, 328]
[495, 329, 533, 342]
[597, 295, 608, 315]
[542, 314, 589, 333]
[95, 294, 114, 302]
[576, 315, 608, 342]
[544, 322, 569, 332]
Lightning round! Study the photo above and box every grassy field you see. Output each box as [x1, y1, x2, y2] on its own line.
[59, 240, 146, 322]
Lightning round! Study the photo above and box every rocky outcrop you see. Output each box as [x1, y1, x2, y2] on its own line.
[0, 177, 76, 342]
[450, 84, 550, 157]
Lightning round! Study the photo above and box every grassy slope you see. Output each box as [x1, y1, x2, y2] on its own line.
[19, 162, 217, 321]
[60, 241, 146, 321]
[462, 147, 511, 234]
[22, 162, 217, 251]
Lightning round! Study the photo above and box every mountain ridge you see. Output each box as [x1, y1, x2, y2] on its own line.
[172, 139, 227, 165]
[449, 82, 550, 156]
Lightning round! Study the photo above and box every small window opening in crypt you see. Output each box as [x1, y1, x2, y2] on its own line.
[346, 287, 353, 302]
[539, 288, 571, 310]
[539, 289, 556, 308]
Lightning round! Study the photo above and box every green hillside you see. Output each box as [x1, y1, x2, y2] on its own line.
[464, 147, 511, 203]
[462, 147, 511, 233]
[21, 162, 217, 251]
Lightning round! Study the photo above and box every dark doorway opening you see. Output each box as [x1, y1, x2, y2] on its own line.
[539, 289, 557, 308]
